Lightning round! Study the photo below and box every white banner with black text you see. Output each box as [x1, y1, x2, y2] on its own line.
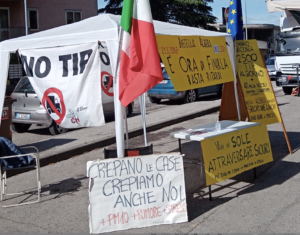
[19, 42, 105, 128]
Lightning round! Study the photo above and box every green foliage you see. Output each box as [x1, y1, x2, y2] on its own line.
[98, 0, 217, 30]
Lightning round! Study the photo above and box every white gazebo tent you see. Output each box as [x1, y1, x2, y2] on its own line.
[0, 14, 238, 157]
[267, 0, 300, 31]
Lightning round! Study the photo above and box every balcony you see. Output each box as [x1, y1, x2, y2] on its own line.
[0, 27, 26, 42]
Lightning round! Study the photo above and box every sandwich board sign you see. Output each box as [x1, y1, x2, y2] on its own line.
[87, 153, 188, 233]
[219, 39, 292, 154]
[236, 40, 281, 125]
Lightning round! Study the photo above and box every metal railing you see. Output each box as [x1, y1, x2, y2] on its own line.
[0, 27, 26, 41]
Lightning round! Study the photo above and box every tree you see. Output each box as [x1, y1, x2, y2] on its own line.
[98, 0, 217, 30]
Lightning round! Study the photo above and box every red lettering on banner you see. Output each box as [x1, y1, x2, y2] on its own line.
[107, 212, 129, 225]
[163, 203, 187, 214]
[132, 206, 162, 220]
[71, 117, 80, 123]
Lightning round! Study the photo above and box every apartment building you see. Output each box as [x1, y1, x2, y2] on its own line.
[0, 0, 98, 95]
[0, 0, 98, 41]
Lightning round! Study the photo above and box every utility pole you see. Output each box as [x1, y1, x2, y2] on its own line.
[24, 0, 28, 35]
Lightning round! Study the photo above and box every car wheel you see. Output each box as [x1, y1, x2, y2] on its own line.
[184, 89, 197, 103]
[216, 84, 223, 98]
[149, 97, 161, 104]
[12, 123, 31, 133]
[49, 121, 68, 135]
[282, 87, 293, 95]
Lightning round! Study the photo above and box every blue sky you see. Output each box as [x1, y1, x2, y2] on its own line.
[97, 0, 283, 26]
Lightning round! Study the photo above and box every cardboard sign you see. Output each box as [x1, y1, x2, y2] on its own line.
[236, 40, 282, 125]
[201, 124, 273, 186]
[87, 153, 188, 234]
[19, 43, 105, 129]
[156, 35, 235, 91]
[1, 107, 9, 121]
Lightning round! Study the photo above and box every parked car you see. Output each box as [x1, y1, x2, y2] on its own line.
[266, 56, 276, 80]
[11, 76, 134, 135]
[147, 68, 223, 104]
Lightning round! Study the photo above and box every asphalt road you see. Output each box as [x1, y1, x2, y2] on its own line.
[2, 88, 300, 233]
[12, 93, 221, 144]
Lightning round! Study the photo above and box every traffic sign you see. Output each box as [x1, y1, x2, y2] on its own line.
[1, 107, 8, 121]
[101, 71, 114, 97]
[225, 7, 229, 22]
[42, 88, 66, 125]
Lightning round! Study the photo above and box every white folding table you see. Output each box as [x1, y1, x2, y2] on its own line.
[170, 120, 261, 200]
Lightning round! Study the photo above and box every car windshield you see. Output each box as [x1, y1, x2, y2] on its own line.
[266, 58, 275, 65]
[276, 35, 300, 54]
[14, 77, 35, 94]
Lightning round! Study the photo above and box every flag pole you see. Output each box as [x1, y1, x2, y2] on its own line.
[234, 36, 241, 121]
[245, 0, 248, 40]
[114, 27, 125, 158]
[123, 106, 129, 149]
[139, 93, 148, 146]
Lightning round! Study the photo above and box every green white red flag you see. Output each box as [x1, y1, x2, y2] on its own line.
[119, 0, 163, 107]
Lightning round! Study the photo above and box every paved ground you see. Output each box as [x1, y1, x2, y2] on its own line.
[12, 81, 281, 165]
[1, 87, 300, 233]
[12, 94, 221, 166]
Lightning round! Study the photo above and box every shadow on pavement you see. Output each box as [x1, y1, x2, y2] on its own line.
[2, 176, 88, 205]
[20, 138, 77, 152]
[41, 176, 86, 195]
[27, 127, 53, 136]
[27, 126, 77, 136]
[237, 160, 300, 197]
[277, 102, 290, 106]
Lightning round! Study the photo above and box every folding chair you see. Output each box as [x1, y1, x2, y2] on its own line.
[0, 146, 41, 207]
[104, 144, 154, 159]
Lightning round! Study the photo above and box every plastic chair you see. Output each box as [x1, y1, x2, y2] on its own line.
[104, 144, 153, 159]
[0, 146, 41, 207]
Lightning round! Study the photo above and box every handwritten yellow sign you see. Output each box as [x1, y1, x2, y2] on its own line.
[156, 35, 235, 91]
[236, 40, 282, 125]
[201, 124, 273, 186]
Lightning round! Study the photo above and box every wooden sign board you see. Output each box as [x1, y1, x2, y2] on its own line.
[156, 35, 235, 91]
[201, 124, 273, 186]
[219, 79, 249, 121]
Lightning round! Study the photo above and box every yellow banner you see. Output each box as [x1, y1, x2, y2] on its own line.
[156, 35, 235, 91]
[201, 124, 273, 186]
[236, 40, 282, 125]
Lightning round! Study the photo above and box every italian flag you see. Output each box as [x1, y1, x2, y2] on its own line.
[119, 0, 163, 107]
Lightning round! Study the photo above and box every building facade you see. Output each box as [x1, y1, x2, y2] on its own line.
[0, 0, 98, 95]
[0, 0, 98, 41]
[211, 23, 280, 59]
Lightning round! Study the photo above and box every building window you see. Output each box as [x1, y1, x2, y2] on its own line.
[66, 10, 82, 24]
[0, 8, 10, 28]
[28, 9, 38, 31]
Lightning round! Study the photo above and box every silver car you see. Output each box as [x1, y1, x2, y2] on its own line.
[11, 77, 133, 135]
